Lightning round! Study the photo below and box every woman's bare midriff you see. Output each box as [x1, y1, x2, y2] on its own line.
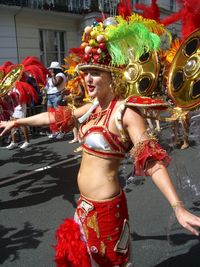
[77, 151, 121, 200]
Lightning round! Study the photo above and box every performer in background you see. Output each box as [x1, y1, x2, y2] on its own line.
[0, 57, 48, 149]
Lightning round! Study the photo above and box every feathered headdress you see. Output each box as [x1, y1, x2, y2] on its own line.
[63, 53, 90, 104]
[77, 13, 164, 72]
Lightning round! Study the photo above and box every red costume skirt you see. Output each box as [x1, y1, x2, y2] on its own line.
[75, 190, 130, 267]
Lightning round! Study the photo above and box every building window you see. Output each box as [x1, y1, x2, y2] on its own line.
[170, 0, 174, 11]
[39, 29, 65, 67]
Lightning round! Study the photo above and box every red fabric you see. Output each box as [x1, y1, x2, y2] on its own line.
[131, 139, 171, 176]
[48, 107, 58, 133]
[48, 106, 75, 133]
[55, 218, 91, 267]
[76, 191, 129, 267]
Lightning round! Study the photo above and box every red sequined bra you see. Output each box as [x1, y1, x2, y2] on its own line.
[79, 98, 129, 159]
[49, 96, 170, 174]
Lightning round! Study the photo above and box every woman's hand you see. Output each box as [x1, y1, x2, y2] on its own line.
[49, 69, 55, 77]
[0, 120, 15, 137]
[175, 206, 200, 236]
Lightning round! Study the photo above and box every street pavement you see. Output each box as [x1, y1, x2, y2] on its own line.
[0, 121, 200, 267]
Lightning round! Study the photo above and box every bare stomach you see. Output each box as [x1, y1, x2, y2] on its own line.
[77, 152, 121, 200]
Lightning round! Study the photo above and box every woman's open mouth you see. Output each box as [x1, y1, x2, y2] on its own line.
[87, 85, 95, 92]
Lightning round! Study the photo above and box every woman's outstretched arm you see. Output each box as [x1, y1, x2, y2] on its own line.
[123, 107, 200, 236]
[0, 102, 93, 137]
[0, 112, 50, 136]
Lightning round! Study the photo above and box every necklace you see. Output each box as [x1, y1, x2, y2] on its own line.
[90, 108, 108, 125]
[91, 98, 117, 125]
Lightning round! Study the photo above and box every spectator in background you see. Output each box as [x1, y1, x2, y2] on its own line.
[27, 74, 43, 106]
[45, 61, 67, 139]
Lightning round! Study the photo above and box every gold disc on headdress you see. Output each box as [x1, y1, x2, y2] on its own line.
[0, 65, 23, 97]
[168, 28, 200, 110]
[125, 51, 160, 97]
[0, 70, 4, 81]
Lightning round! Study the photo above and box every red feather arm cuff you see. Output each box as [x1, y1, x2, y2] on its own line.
[130, 138, 171, 176]
[48, 106, 76, 133]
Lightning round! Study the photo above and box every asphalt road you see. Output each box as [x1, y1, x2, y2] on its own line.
[0, 120, 200, 267]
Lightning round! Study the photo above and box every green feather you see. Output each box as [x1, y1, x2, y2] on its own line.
[105, 22, 160, 65]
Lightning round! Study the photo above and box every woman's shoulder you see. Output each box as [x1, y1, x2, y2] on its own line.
[56, 72, 66, 79]
[115, 98, 143, 123]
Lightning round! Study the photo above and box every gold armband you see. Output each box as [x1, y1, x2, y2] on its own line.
[171, 201, 184, 211]
[130, 138, 171, 176]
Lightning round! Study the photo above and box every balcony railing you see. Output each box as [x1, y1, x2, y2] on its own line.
[0, 0, 177, 14]
[0, 0, 99, 14]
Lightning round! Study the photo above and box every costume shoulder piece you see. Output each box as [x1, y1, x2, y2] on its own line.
[125, 95, 169, 110]
[115, 96, 169, 142]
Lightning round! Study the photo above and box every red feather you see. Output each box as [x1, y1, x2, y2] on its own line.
[117, 0, 132, 19]
[0, 61, 14, 77]
[134, 0, 160, 21]
[69, 48, 85, 61]
[54, 218, 91, 267]
[21, 56, 48, 86]
[161, 0, 200, 40]
[15, 81, 38, 104]
[161, 10, 182, 26]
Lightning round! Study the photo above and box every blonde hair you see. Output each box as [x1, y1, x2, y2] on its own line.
[110, 69, 127, 98]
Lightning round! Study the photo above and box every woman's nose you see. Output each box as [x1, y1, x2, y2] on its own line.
[85, 73, 92, 82]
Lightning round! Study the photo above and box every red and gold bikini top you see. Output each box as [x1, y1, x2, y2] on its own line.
[78, 98, 130, 159]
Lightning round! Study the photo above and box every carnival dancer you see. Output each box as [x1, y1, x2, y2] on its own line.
[0, 57, 48, 148]
[1, 14, 200, 267]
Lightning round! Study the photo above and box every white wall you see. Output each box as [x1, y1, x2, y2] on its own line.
[0, 6, 20, 64]
[16, 8, 82, 63]
[0, 6, 82, 65]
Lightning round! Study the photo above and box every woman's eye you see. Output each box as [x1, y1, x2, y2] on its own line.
[91, 72, 99, 76]
[83, 71, 100, 77]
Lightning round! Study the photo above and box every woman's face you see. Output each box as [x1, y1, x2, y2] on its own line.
[83, 69, 112, 99]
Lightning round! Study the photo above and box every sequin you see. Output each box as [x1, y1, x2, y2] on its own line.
[87, 212, 100, 238]
[100, 241, 106, 256]
[90, 245, 98, 253]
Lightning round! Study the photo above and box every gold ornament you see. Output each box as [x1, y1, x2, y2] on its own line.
[168, 28, 200, 110]
[125, 51, 160, 97]
[0, 65, 23, 97]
